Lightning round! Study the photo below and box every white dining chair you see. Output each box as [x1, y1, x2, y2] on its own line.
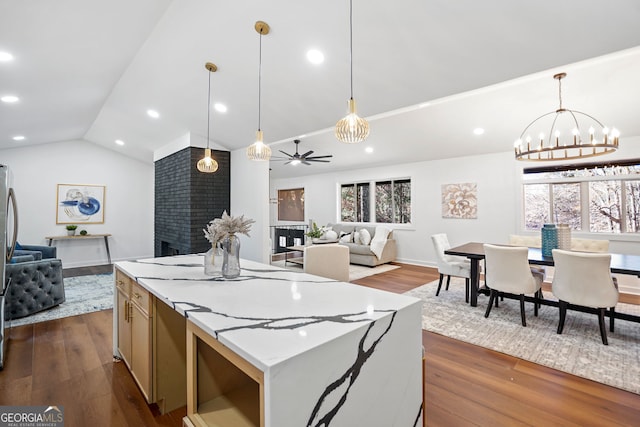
[304, 244, 350, 282]
[431, 234, 471, 303]
[551, 249, 619, 345]
[483, 244, 544, 327]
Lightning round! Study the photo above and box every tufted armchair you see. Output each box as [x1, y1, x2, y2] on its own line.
[4, 258, 65, 320]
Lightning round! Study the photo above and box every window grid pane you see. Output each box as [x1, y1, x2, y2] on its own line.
[341, 185, 355, 222]
[375, 181, 392, 223]
[589, 181, 622, 233]
[625, 180, 640, 232]
[524, 184, 550, 230]
[552, 183, 581, 230]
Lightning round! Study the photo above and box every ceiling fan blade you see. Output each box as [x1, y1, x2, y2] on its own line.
[284, 160, 292, 165]
[307, 159, 331, 163]
[306, 155, 333, 160]
[279, 150, 294, 158]
[302, 160, 311, 165]
[300, 150, 314, 158]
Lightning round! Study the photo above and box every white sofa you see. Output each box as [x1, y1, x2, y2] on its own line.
[312, 223, 397, 267]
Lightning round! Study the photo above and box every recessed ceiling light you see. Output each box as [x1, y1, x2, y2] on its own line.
[306, 49, 324, 64]
[214, 103, 227, 113]
[1, 95, 19, 103]
[147, 109, 160, 119]
[12, 135, 25, 141]
[365, 146, 374, 153]
[473, 128, 485, 135]
[0, 51, 14, 62]
[115, 139, 125, 146]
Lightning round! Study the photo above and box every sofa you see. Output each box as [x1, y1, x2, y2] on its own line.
[4, 244, 65, 320]
[312, 223, 397, 267]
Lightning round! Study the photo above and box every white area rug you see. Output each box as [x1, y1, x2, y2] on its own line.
[270, 260, 399, 281]
[404, 278, 640, 395]
[9, 273, 114, 327]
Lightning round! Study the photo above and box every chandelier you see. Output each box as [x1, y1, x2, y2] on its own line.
[196, 62, 219, 173]
[246, 21, 272, 161]
[335, 0, 369, 144]
[514, 72, 619, 161]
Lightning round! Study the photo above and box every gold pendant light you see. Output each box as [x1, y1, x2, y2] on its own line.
[514, 72, 619, 161]
[335, 0, 369, 144]
[246, 21, 272, 161]
[197, 62, 219, 173]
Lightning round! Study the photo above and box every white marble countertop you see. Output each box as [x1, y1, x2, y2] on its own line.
[115, 254, 421, 371]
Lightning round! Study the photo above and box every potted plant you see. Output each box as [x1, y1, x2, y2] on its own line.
[66, 224, 78, 236]
[79, 229, 88, 236]
[306, 222, 324, 243]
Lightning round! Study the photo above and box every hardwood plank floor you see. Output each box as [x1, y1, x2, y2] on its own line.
[1, 263, 638, 426]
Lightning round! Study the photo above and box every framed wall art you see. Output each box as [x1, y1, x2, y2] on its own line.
[441, 182, 477, 219]
[277, 188, 304, 221]
[56, 184, 105, 224]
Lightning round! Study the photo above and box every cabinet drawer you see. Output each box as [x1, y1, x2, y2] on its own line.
[115, 270, 131, 294]
[130, 280, 151, 315]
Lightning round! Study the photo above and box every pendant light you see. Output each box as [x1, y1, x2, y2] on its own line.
[197, 62, 220, 173]
[335, 0, 369, 144]
[246, 21, 272, 161]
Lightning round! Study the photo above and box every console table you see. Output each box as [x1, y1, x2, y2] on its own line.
[45, 233, 112, 264]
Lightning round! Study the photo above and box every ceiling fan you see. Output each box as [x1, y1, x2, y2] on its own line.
[277, 139, 333, 165]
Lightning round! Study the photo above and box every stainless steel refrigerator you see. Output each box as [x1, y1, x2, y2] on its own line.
[1, 164, 18, 369]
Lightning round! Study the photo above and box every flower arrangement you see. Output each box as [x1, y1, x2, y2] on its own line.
[204, 211, 255, 246]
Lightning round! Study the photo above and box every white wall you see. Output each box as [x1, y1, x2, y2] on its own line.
[271, 142, 640, 268]
[1, 140, 154, 267]
[230, 149, 270, 263]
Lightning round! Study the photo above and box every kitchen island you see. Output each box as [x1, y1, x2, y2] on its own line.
[113, 254, 423, 427]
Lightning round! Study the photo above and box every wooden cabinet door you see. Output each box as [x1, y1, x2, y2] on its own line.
[117, 288, 131, 367]
[131, 302, 152, 401]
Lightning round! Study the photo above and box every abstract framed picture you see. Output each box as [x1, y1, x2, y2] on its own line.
[56, 184, 105, 224]
[278, 188, 305, 221]
[441, 182, 477, 219]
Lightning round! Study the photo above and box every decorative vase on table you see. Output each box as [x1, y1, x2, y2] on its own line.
[204, 244, 222, 275]
[222, 234, 241, 279]
[556, 224, 572, 250]
[541, 223, 558, 257]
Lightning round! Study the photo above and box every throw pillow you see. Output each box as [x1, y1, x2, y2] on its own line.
[325, 230, 338, 240]
[359, 228, 372, 245]
[353, 230, 363, 245]
[339, 232, 352, 243]
[320, 226, 333, 239]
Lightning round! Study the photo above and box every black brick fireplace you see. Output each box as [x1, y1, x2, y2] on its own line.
[155, 147, 230, 257]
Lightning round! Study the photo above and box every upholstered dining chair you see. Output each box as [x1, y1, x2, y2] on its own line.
[551, 249, 619, 345]
[483, 244, 544, 327]
[431, 234, 471, 303]
[304, 244, 350, 282]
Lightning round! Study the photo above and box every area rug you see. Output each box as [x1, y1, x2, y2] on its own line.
[270, 260, 399, 281]
[404, 278, 640, 395]
[9, 273, 114, 328]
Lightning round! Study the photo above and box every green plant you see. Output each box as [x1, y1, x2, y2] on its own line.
[66, 224, 78, 231]
[306, 222, 324, 239]
[79, 229, 88, 235]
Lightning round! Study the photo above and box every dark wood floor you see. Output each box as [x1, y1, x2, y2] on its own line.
[1, 262, 639, 426]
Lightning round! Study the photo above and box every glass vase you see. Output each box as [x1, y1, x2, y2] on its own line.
[222, 234, 241, 279]
[204, 244, 222, 275]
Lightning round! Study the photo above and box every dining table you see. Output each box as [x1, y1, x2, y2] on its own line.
[445, 242, 640, 309]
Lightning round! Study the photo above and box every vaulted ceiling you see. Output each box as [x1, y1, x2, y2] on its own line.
[2, 0, 640, 179]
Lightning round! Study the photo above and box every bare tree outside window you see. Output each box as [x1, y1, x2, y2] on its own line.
[524, 184, 549, 230]
[341, 185, 355, 222]
[589, 181, 621, 233]
[625, 180, 640, 232]
[552, 183, 581, 229]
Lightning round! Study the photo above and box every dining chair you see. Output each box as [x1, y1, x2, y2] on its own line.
[431, 234, 471, 303]
[483, 244, 544, 327]
[551, 249, 618, 345]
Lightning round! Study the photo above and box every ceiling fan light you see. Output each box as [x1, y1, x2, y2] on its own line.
[336, 99, 369, 143]
[197, 148, 219, 173]
[247, 130, 272, 161]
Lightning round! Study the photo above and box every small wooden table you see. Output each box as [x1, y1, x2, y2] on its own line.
[45, 233, 112, 264]
[284, 244, 306, 266]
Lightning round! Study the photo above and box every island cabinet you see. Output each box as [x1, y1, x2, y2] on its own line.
[114, 267, 187, 414]
[114, 255, 424, 427]
[115, 269, 152, 401]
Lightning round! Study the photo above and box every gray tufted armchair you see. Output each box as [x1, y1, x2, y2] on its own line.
[4, 258, 65, 320]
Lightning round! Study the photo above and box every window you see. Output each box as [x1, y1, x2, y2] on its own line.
[341, 183, 369, 222]
[341, 179, 411, 224]
[375, 179, 411, 223]
[522, 160, 640, 234]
